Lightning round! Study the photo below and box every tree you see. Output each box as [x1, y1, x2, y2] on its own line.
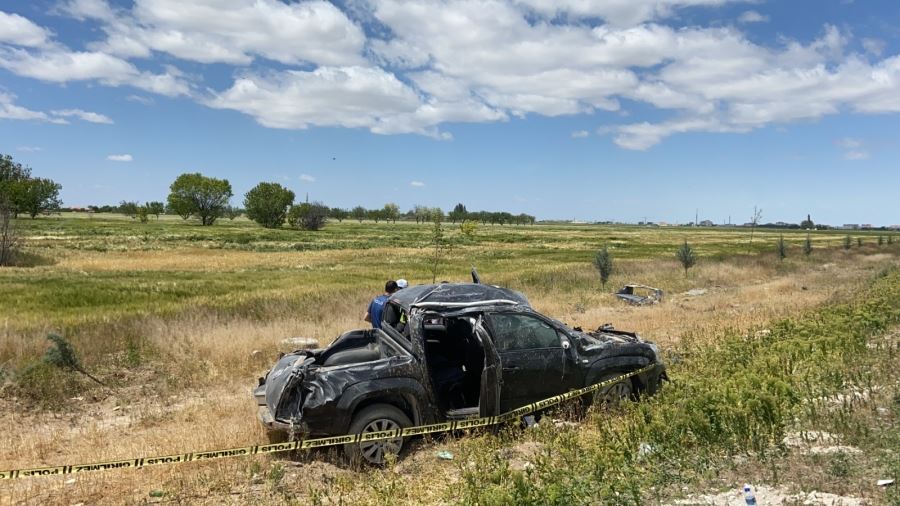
[0, 154, 31, 217]
[146, 201, 165, 219]
[167, 173, 233, 226]
[449, 203, 468, 223]
[244, 182, 295, 229]
[429, 207, 445, 224]
[428, 214, 451, 283]
[460, 219, 478, 238]
[19, 178, 62, 218]
[352, 206, 367, 223]
[0, 195, 19, 266]
[119, 200, 139, 218]
[136, 205, 150, 223]
[288, 202, 329, 231]
[593, 245, 613, 290]
[747, 206, 762, 252]
[803, 233, 813, 256]
[383, 203, 401, 223]
[776, 234, 787, 262]
[329, 207, 349, 222]
[367, 208, 384, 223]
[412, 205, 428, 224]
[800, 214, 814, 230]
[224, 205, 242, 220]
[676, 240, 696, 277]
[843, 235, 851, 250]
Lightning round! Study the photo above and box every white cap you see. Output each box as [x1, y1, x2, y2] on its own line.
[396, 279, 408, 288]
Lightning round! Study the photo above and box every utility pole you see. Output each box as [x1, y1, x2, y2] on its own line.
[695, 209, 699, 227]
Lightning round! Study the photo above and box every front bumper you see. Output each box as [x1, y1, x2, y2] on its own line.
[257, 404, 308, 434]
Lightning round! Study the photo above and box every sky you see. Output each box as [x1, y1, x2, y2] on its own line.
[1, 0, 899, 226]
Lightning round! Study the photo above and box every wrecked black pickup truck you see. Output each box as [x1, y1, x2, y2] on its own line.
[254, 281, 665, 464]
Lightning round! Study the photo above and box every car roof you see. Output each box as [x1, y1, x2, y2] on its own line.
[389, 283, 530, 310]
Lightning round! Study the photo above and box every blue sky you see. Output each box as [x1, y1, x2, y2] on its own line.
[1, 0, 899, 226]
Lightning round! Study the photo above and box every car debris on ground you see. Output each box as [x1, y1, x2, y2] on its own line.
[615, 284, 664, 305]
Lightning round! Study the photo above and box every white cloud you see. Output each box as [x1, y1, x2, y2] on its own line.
[837, 137, 862, 149]
[571, 130, 590, 138]
[0, 45, 191, 97]
[0, 11, 51, 47]
[79, 0, 366, 67]
[515, 0, 750, 27]
[862, 38, 885, 57]
[126, 94, 154, 105]
[0, 92, 67, 123]
[52, 109, 114, 124]
[843, 150, 869, 160]
[737, 10, 768, 24]
[299, 174, 316, 183]
[106, 154, 133, 161]
[58, 0, 117, 21]
[410, 181, 425, 187]
[207, 66, 428, 134]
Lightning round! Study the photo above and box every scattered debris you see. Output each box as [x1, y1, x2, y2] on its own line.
[684, 288, 708, 297]
[65, 478, 76, 485]
[436, 451, 454, 460]
[877, 479, 894, 487]
[279, 337, 319, 350]
[616, 284, 664, 305]
[148, 490, 165, 498]
[250, 349, 263, 359]
[755, 329, 771, 337]
[672, 484, 864, 505]
[637, 442, 654, 459]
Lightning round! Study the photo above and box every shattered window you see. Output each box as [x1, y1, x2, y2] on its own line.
[490, 314, 561, 352]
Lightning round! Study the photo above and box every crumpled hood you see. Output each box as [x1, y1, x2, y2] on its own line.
[264, 352, 315, 420]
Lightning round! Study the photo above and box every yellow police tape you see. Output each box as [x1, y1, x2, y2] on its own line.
[1, 364, 657, 480]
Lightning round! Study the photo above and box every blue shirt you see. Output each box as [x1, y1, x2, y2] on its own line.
[368, 295, 390, 329]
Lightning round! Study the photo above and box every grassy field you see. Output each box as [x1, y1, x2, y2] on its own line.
[1, 213, 898, 505]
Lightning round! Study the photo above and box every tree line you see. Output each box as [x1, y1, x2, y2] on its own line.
[83, 171, 537, 230]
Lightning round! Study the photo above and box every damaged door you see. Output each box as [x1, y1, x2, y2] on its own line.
[485, 313, 567, 413]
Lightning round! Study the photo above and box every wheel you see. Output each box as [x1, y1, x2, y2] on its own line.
[592, 375, 634, 409]
[344, 404, 412, 465]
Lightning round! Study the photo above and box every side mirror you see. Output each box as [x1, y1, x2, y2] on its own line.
[561, 339, 571, 350]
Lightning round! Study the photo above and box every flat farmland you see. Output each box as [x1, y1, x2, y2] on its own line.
[1, 214, 898, 505]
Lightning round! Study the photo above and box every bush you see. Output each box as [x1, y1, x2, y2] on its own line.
[803, 233, 813, 256]
[288, 202, 328, 231]
[593, 245, 613, 289]
[776, 234, 787, 261]
[676, 240, 695, 276]
[460, 219, 479, 238]
[244, 182, 295, 228]
[843, 235, 852, 250]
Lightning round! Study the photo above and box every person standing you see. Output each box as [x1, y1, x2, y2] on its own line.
[364, 280, 398, 329]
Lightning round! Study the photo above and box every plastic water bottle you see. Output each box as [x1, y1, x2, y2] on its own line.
[743, 484, 757, 505]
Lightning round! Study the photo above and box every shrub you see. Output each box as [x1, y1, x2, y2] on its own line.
[460, 219, 479, 238]
[676, 240, 696, 276]
[244, 182, 295, 228]
[288, 202, 328, 231]
[776, 234, 787, 261]
[593, 245, 613, 289]
[803, 233, 813, 256]
[857, 237, 863, 247]
[843, 235, 851, 250]
[877, 235, 883, 246]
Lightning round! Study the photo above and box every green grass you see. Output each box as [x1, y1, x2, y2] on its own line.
[447, 268, 900, 505]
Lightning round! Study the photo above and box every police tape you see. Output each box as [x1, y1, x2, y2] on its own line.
[0, 364, 658, 480]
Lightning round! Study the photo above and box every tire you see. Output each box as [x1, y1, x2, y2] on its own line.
[344, 404, 412, 465]
[592, 374, 634, 409]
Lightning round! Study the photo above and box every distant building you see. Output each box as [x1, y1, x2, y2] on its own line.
[861, 224, 874, 229]
[699, 220, 714, 227]
[843, 224, 860, 230]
